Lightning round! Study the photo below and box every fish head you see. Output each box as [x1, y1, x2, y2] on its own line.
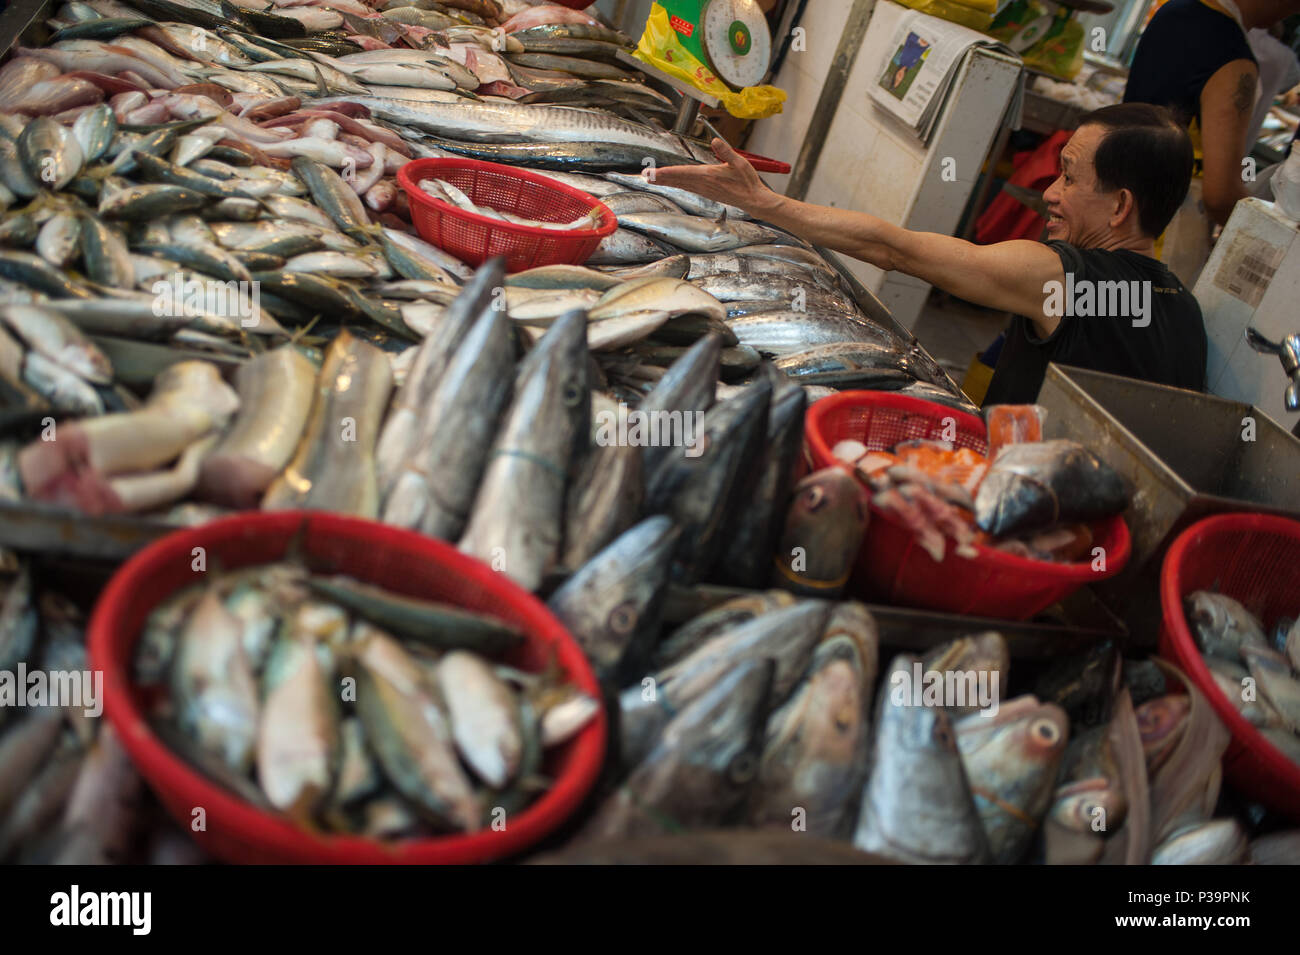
[639, 658, 773, 816]
[1048, 776, 1128, 833]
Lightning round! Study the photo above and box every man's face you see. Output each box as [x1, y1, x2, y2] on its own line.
[1041, 124, 1121, 247]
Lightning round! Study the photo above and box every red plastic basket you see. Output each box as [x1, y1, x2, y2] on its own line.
[805, 391, 1130, 619]
[87, 511, 607, 864]
[397, 157, 616, 273]
[1157, 512, 1300, 819]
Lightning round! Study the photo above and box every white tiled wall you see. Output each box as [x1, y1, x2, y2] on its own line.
[752, 1, 1022, 331]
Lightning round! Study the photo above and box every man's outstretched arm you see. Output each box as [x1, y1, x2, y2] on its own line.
[655, 138, 1066, 336]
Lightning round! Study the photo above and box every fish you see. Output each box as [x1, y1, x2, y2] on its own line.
[774, 342, 924, 389]
[1203, 657, 1283, 728]
[617, 213, 775, 254]
[322, 96, 695, 158]
[1286, 616, 1300, 671]
[745, 620, 875, 838]
[586, 227, 675, 265]
[1184, 591, 1269, 663]
[770, 468, 870, 598]
[291, 156, 373, 240]
[955, 696, 1070, 863]
[601, 191, 684, 215]
[435, 651, 524, 789]
[375, 259, 500, 497]
[303, 576, 524, 655]
[458, 309, 589, 592]
[1240, 645, 1300, 733]
[559, 441, 643, 574]
[0, 711, 64, 821]
[922, 633, 1010, 719]
[35, 210, 82, 269]
[651, 590, 795, 671]
[256, 631, 340, 816]
[645, 375, 771, 583]
[548, 516, 679, 685]
[17, 116, 85, 191]
[717, 368, 806, 588]
[637, 331, 720, 480]
[22, 352, 105, 416]
[853, 654, 991, 864]
[197, 348, 318, 509]
[170, 586, 261, 774]
[973, 440, 1129, 537]
[262, 331, 394, 517]
[0, 304, 113, 385]
[727, 311, 904, 357]
[621, 601, 832, 767]
[603, 171, 750, 220]
[578, 658, 772, 841]
[506, 264, 623, 291]
[382, 296, 515, 539]
[49, 725, 143, 865]
[1151, 819, 1247, 865]
[353, 630, 482, 832]
[1135, 694, 1191, 772]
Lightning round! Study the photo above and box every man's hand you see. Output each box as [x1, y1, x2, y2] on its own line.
[650, 137, 779, 216]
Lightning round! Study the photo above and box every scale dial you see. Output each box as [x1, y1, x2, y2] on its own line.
[701, 0, 771, 90]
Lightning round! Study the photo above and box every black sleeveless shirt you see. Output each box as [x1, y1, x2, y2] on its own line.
[983, 241, 1208, 406]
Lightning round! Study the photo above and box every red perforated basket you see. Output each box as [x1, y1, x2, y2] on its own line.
[805, 391, 1130, 619]
[397, 157, 616, 273]
[1158, 512, 1300, 819]
[87, 511, 607, 864]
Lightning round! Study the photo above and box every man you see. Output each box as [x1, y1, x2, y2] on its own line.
[653, 104, 1208, 406]
[1126, 0, 1300, 226]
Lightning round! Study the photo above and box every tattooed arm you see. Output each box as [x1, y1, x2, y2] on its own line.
[1199, 59, 1259, 225]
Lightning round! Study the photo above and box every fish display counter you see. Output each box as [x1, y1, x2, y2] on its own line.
[0, 0, 1297, 871]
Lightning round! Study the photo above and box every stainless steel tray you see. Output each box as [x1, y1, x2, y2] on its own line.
[1037, 363, 1300, 639]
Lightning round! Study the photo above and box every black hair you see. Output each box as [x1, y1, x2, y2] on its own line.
[1079, 103, 1194, 237]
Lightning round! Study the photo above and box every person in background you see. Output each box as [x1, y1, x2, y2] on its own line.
[1246, 24, 1300, 147]
[653, 104, 1207, 406]
[1126, 0, 1300, 227]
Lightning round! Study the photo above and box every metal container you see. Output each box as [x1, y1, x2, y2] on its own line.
[1037, 363, 1300, 640]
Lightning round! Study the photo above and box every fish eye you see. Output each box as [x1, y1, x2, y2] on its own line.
[931, 722, 954, 749]
[1030, 718, 1061, 746]
[805, 485, 826, 510]
[562, 377, 583, 406]
[728, 751, 758, 785]
[608, 600, 637, 635]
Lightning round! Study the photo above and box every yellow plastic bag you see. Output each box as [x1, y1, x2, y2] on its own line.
[633, 2, 786, 120]
[893, 0, 995, 31]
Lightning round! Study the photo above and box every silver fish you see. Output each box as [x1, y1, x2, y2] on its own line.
[458, 309, 589, 592]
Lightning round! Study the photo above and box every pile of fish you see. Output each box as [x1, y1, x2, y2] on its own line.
[0, 563, 210, 863]
[1185, 591, 1300, 768]
[135, 562, 599, 837]
[0, 0, 972, 549]
[542, 594, 1300, 864]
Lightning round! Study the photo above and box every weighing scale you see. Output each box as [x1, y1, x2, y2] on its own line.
[617, 0, 782, 165]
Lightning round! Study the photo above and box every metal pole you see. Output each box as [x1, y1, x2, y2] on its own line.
[672, 97, 701, 136]
[785, 0, 877, 201]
